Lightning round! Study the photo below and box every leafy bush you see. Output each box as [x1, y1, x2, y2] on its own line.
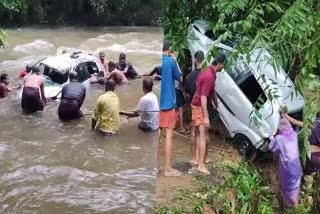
[213, 161, 275, 214]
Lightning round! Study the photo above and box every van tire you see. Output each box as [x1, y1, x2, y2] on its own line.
[234, 134, 257, 161]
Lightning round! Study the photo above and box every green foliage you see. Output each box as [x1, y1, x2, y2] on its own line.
[214, 161, 275, 214]
[0, 0, 162, 26]
[0, 0, 163, 48]
[0, 0, 24, 48]
[285, 173, 320, 214]
[155, 188, 205, 214]
[0, 28, 8, 48]
[89, 0, 163, 26]
[0, 0, 26, 12]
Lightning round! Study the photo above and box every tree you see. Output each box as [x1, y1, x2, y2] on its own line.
[0, 0, 26, 48]
[164, 0, 320, 164]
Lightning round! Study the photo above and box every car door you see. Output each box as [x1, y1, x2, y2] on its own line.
[216, 48, 255, 127]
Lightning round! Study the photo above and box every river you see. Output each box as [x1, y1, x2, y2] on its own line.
[0, 27, 163, 213]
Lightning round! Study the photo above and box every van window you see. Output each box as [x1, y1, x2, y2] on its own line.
[217, 48, 267, 107]
[204, 30, 215, 40]
[41, 64, 68, 85]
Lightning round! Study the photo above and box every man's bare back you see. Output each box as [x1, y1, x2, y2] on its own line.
[24, 74, 44, 89]
[23, 71, 47, 102]
[107, 69, 128, 84]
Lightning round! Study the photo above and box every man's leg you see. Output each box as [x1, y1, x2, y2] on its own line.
[179, 106, 184, 131]
[164, 127, 182, 176]
[205, 128, 211, 164]
[165, 127, 174, 171]
[190, 124, 197, 165]
[197, 124, 211, 175]
[195, 127, 200, 165]
[157, 128, 162, 173]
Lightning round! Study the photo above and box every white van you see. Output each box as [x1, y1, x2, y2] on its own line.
[19, 51, 106, 99]
[187, 20, 304, 159]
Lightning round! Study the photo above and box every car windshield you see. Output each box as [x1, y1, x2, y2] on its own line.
[39, 64, 69, 85]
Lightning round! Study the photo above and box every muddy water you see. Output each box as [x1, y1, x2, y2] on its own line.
[0, 27, 163, 213]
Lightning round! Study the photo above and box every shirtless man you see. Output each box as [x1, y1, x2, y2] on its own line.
[106, 61, 128, 84]
[21, 67, 47, 114]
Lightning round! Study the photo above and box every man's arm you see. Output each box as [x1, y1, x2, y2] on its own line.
[79, 89, 86, 107]
[284, 113, 304, 128]
[120, 110, 140, 118]
[40, 80, 47, 102]
[91, 118, 97, 130]
[201, 95, 210, 127]
[212, 91, 219, 110]
[123, 64, 129, 74]
[268, 136, 279, 152]
[8, 84, 22, 91]
[171, 57, 182, 81]
[121, 98, 144, 118]
[105, 71, 114, 80]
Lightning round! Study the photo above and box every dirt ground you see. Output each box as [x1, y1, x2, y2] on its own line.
[156, 120, 242, 213]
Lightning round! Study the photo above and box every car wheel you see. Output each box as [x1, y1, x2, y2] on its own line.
[234, 134, 257, 161]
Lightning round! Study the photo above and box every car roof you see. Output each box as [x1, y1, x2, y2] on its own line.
[39, 52, 100, 74]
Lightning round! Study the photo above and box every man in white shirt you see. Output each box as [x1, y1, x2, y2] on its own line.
[120, 78, 159, 131]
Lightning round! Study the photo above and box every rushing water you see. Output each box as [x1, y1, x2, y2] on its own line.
[0, 27, 163, 213]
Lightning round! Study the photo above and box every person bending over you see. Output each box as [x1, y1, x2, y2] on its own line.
[21, 67, 47, 114]
[58, 72, 86, 121]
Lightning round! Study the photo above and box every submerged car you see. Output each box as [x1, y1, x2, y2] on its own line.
[187, 20, 305, 159]
[19, 51, 106, 99]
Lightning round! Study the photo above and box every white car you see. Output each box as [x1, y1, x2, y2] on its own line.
[19, 51, 106, 99]
[187, 20, 305, 159]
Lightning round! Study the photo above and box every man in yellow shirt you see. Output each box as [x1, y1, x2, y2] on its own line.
[92, 80, 120, 136]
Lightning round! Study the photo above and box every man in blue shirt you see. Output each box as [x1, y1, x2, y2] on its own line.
[158, 39, 182, 176]
[58, 72, 86, 121]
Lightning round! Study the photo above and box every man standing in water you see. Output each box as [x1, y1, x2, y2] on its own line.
[21, 67, 47, 114]
[92, 80, 120, 136]
[120, 78, 159, 131]
[191, 54, 225, 175]
[106, 61, 128, 85]
[116, 53, 139, 79]
[158, 40, 182, 176]
[58, 72, 86, 121]
[99, 51, 109, 75]
[0, 74, 21, 98]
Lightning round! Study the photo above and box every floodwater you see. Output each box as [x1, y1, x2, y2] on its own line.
[0, 27, 163, 213]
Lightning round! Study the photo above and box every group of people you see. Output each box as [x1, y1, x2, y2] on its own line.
[157, 39, 320, 209]
[157, 39, 225, 176]
[90, 51, 138, 85]
[0, 51, 160, 135]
